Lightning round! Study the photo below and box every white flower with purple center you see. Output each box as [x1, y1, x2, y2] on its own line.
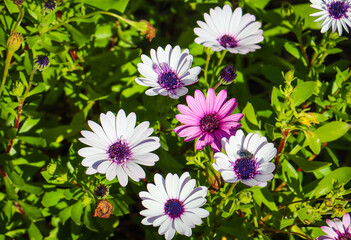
[213, 130, 277, 187]
[78, 110, 160, 187]
[317, 213, 351, 240]
[194, 5, 264, 54]
[135, 45, 201, 99]
[310, 0, 351, 36]
[139, 172, 209, 240]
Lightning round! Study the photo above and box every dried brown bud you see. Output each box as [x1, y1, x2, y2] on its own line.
[139, 20, 157, 42]
[12, 0, 25, 5]
[93, 199, 113, 218]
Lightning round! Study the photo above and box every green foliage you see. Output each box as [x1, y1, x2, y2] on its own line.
[0, 0, 350, 240]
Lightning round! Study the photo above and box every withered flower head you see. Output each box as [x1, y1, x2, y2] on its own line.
[7, 31, 23, 53]
[93, 199, 113, 218]
[139, 20, 156, 42]
[12, 0, 25, 5]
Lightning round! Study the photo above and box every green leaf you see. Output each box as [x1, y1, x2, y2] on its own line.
[17, 136, 47, 147]
[64, 24, 90, 48]
[3, 176, 18, 201]
[28, 222, 43, 240]
[41, 190, 65, 207]
[59, 206, 72, 224]
[75, 0, 129, 12]
[314, 121, 350, 143]
[284, 42, 301, 59]
[83, 204, 98, 231]
[280, 218, 295, 230]
[250, 187, 278, 211]
[297, 208, 315, 225]
[19, 201, 43, 221]
[281, 160, 303, 197]
[291, 81, 317, 106]
[310, 167, 351, 198]
[288, 154, 331, 172]
[305, 131, 321, 154]
[241, 102, 260, 132]
[71, 201, 84, 225]
[244, 0, 270, 9]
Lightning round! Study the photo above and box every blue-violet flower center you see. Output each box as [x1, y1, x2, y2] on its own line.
[328, 1, 349, 19]
[107, 140, 131, 164]
[164, 199, 184, 219]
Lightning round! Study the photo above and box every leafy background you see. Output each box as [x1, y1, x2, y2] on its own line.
[0, 0, 350, 239]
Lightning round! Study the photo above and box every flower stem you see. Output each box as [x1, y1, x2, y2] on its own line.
[216, 182, 237, 216]
[13, 5, 24, 33]
[217, 50, 227, 67]
[213, 81, 221, 90]
[7, 68, 37, 153]
[0, 51, 14, 98]
[204, 49, 211, 85]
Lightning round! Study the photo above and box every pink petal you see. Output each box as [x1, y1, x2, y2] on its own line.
[211, 138, 222, 152]
[213, 89, 227, 113]
[186, 95, 205, 116]
[195, 136, 207, 150]
[343, 213, 351, 229]
[205, 88, 216, 114]
[221, 113, 244, 123]
[217, 98, 238, 119]
[194, 89, 207, 115]
[175, 114, 200, 125]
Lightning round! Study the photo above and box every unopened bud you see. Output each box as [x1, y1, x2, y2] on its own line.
[95, 184, 109, 198]
[281, 2, 294, 17]
[238, 190, 252, 204]
[284, 70, 295, 84]
[34, 55, 50, 71]
[333, 204, 345, 218]
[219, 65, 237, 85]
[7, 31, 23, 53]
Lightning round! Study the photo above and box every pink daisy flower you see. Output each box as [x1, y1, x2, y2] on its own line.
[317, 213, 351, 240]
[174, 88, 243, 152]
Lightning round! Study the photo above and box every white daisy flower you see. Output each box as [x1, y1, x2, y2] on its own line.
[78, 110, 160, 187]
[139, 172, 209, 240]
[135, 44, 201, 99]
[310, 0, 351, 36]
[194, 5, 264, 54]
[213, 130, 277, 187]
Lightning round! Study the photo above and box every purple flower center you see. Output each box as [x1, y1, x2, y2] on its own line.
[44, 0, 56, 11]
[337, 232, 351, 240]
[220, 65, 237, 84]
[233, 156, 258, 179]
[107, 140, 131, 164]
[328, 1, 349, 19]
[200, 114, 220, 133]
[164, 199, 184, 219]
[154, 63, 182, 93]
[218, 34, 238, 48]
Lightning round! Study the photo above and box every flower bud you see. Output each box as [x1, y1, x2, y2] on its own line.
[95, 184, 109, 198]
[219, 65, 237, 85]
[43, 0, 56, 12]
[281, 2, 294, 17]
[238, 190, 252, 204]
[34, 55, 50, 71]
[332, 204, 345, 218]
[7, 31, 23, 53]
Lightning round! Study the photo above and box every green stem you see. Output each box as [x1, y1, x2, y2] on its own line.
[213, 81, 221, 90]
[204, 49, 211, 85]
[217, 50, 227, 67]
[13, 5, 24, 33]
[44, 11, 137, 33]
[216, 182, 237, 216]
[0, 51, 14, 98]
[7, 67, 37, 153]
